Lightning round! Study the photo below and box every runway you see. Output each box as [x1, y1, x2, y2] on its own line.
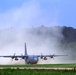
[0, 67, 75, 70]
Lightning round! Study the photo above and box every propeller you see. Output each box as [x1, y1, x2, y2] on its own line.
[44, 57, 47, 60]
[50, 54, 55, 59]
[11, 53, 16, 61]
[15, 57, 18, 61]
[21, 54, 25, 59]
[40, 53, 43, 59]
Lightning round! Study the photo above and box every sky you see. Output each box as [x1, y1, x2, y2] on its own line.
[0, 0, 76, 29]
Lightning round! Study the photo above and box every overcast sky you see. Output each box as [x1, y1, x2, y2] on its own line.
[0, 0, 76, 29]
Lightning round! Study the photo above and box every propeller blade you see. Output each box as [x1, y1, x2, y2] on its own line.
[11, 58, 13, 61]
[14, 53, 16, 56]
[21, 54, 23, 56]
[40, 53, 43, 59]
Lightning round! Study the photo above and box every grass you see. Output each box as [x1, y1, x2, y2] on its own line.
[0, 69, 76, 75]
[0, 64, 76, 75]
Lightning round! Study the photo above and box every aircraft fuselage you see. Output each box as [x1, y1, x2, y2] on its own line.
[25, 55, 39, 64]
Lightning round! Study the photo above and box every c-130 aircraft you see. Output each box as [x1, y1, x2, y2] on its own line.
[0, 43, 68, 64]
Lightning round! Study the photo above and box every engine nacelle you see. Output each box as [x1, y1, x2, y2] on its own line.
[44, 57, 47, 60]
[11, 56, 15, 59]
[15, 57, 18, 61]
[22, 57, 25, 59]
[50, 56, 54, 59]
[40, 56, 43, 59]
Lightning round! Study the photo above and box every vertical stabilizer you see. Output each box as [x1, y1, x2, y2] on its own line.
[25, 43, 27, 55]
[24, 43, 28, 64]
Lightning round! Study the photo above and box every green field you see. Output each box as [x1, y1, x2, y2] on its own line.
[0, 69, 76, 75]
[0, 64, 76, 75]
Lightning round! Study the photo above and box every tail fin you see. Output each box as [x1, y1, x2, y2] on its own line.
[25, 43, 27, 55]
[24, 43, 28, 64]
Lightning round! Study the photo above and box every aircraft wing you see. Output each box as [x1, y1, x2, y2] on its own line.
[37, 54, 68, 58]
[0, 55, 28, 58]
[0, 54, 68, 58]
[0, 55, 29, 60]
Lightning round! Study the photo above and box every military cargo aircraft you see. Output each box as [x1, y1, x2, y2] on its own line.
[0, 43, 68, 64]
